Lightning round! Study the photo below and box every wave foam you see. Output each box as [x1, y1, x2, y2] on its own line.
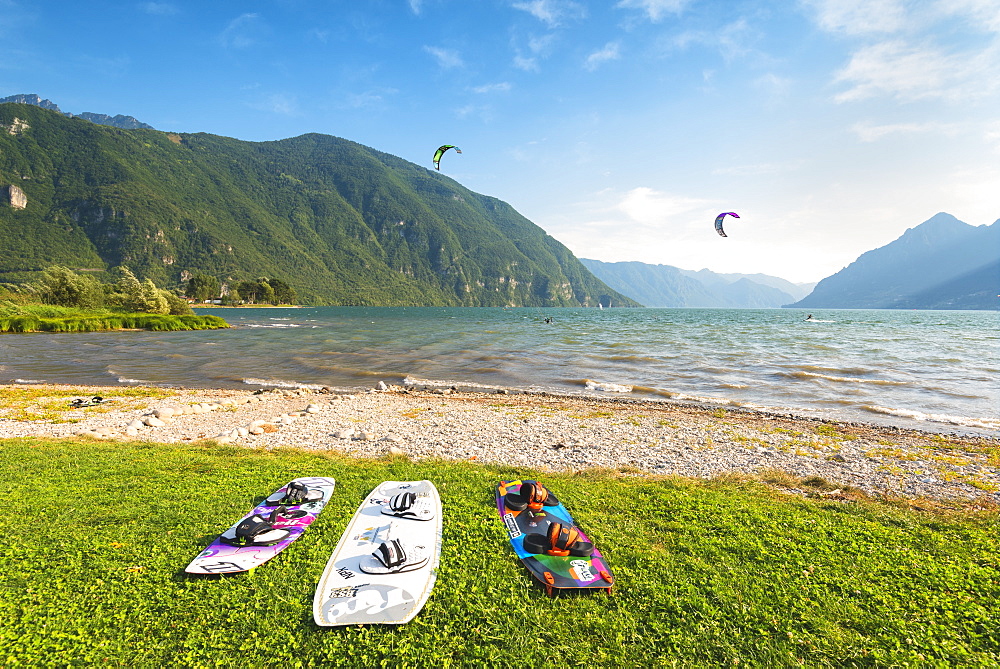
[791, 371, 906, 386]
[585, 380, 633, 393]
[863, 405, 1000, 431]
[241, 377, 325, 390]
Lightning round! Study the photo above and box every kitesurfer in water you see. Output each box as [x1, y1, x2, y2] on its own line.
[805, 314, 814, 321]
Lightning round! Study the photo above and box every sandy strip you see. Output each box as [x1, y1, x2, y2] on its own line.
[1, 383, 997, 504]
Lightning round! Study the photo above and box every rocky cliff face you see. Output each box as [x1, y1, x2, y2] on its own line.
[1, 117, 30, 135]
[4, 185, 26, 209]
[0, 94, 154, 130]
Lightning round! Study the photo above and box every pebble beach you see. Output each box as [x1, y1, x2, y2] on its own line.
[3, 382, 998, 504]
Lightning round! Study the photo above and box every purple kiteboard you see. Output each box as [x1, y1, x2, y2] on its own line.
[186, 477, 336, 574]
[496, 479, 614, 597]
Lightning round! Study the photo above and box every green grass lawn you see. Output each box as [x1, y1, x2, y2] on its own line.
[0, 438, 996, 667]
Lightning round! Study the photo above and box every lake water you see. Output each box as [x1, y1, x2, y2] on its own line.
[1, 307, 997, 436]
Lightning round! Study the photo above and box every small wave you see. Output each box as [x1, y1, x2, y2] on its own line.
[671, 392, 737, 405]
[721, 383, 750, 389]
[241, 377, 325, 390]
[584, 379, 633, 393]
[402, 375, 514, 392]
[107, 369, 147, 384]
[14, 378, 45, 384]
[863, 405, 1000, 431]
[786, 371, 906, 386]
[241, 320, 302, 328]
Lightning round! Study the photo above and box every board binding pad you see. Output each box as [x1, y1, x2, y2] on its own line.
[313, 480, 442, 626]
[496, 479, 613, 597]
[185, 477, 336, 575]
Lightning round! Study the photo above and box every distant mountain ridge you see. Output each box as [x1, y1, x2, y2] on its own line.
[788, 213, 999, 310]
[0, 93, 154, 130]
[580, 259, 812, 308]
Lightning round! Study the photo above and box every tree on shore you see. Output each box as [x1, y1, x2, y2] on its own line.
[186, 274, 221, 302]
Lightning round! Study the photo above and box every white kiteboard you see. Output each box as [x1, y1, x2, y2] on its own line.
[313, 480, 442, 626]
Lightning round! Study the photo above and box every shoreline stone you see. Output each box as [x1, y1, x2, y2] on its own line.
[1, 382, 997, 504]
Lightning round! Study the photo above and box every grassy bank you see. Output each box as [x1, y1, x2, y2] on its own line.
[0, 304, 228, 333]
[0, 438, 996, 666]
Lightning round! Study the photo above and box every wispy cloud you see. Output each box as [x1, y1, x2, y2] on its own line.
[423, 45, 463, 68]
[248, 93, 298, 116]
[809, 0, 1000, 103]
[512, 33, 554, 72]
[511, 0, 585, 28]
[985, 120, 1000, 148]
[616, 0, 688, 22]
[833, 39, 999, 102]
[585, 42, 621, 70]
[139, 2, 178, 16]
[513, 55, 539, 71]
[938, 0, 1000, 32]
[408, 0, 423, 15]
[456, 103, 495, 122]
[669, 19, 759, 63]
[616, 187, 711, 226]
[850, 120, 961, 141]
[712, 161, 801, 176]
[802, 0, 908, 35]
[220, 13, 264, 49]
[343, 88, 398, 109]
[752, 72, 792, 106]
[472, 82, 512, 94]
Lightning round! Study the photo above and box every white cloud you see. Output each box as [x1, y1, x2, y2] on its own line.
[584, 42, 621, 70]
[752, 72, 792, 106]
[423, 46, 463, 68]
[511, 0, 585, 28]
[984, 120, 1000, 148]
[669, 19, 757, 63]
[248, 93, 298, 116]
[833, 39, 999, 102]
[139, 2, 178, 16]
[220, 13, 263, 49]
[803, 0, 909, 35]
[616, 0, 688, 22]
[936, 0, 1000, 32]
[472, 82, 512, 94]
[408, 0, 423, 15]
[456, 103, 494, 122]
[711, 161, 801, 176]
[616, 187, 711, 226]
[850, 120, 961, 141]
[513, 55, 539, 71]
[343, 88, 398, 109]
[511, 32, 554, 72]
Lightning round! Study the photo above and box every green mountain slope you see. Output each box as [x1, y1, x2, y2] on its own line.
[0, 103, 636, 307]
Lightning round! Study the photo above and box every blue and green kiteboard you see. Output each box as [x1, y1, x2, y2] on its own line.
[496, 479, 614, 596]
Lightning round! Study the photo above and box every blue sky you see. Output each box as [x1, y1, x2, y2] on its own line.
[2, 0, 998, 283]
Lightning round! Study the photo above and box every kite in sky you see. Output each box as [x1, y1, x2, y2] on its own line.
[433, 145, 461, 170]
[714, 212, 739, 237]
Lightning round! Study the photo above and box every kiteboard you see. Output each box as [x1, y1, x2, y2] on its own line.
[185, 477, 336, 575]
[496, 479, 614, 596]
[313, 480, 442, 626]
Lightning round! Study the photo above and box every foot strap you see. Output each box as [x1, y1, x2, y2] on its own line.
[522, 522, 594, 557]
[372, 539, 407, 569]
[267, 481, 322, 506]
